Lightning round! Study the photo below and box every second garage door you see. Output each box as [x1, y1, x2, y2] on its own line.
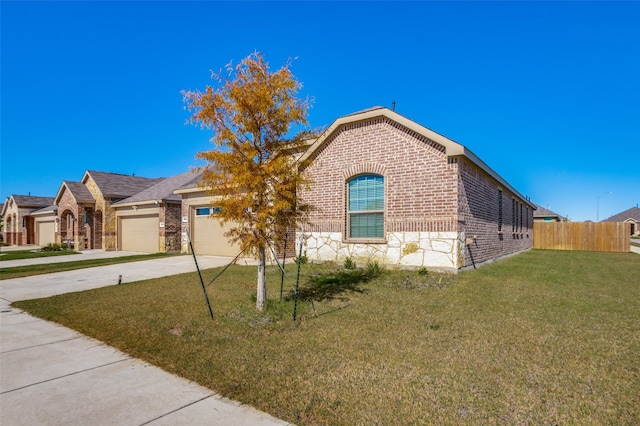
[192, 208, 242, 256]
[120, 215, 159, 253]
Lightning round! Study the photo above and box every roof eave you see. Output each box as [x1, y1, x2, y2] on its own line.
[174, 186, 210, 195]
[113, 199, 181, 208]
[453, 148, 536, 210]
[32, 209, 58, 217]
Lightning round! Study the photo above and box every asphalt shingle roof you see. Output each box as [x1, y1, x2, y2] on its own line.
[32, 204, 58, 214]
[63, 181, 95, 203]
[533, 203, 561, 218]
[86, 170, 164, 199]
[10, 195, 55, 207]
[113, 171, 201, 205]
[601, 206, 640, 223]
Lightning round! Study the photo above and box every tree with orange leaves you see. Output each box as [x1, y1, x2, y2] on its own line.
[183, 52, 314, 311]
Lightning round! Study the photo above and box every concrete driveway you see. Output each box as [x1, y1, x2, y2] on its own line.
[1, 251, 289, 426]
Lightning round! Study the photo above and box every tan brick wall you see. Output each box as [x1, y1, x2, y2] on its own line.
[84, 177, 115, 250]
[180, 193, 193, 253]
[1, 200, 34, 245]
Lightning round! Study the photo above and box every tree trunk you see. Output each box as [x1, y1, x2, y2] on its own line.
[256, 245, 267, 310]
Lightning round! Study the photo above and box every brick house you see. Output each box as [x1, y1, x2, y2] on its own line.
[112, 171, 200, 252]
[31, 204, 58, 246]
[54, 171, 163, 250]
[601, 206, 640, 236]
[1, 195, 55, 246]
[533, 203, 566, 223]
[175, 174, 245, 257]
[297, 107, 535, 271]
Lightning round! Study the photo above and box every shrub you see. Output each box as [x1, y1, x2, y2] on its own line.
[41, 243, 69, 252]
[365, 260, 384, 278]
[343, 257, 356, 270]
[294, 251, 308, 265]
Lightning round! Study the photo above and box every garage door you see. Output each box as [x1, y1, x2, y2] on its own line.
[192, 208, 242, 256]
[120, 215, 159, 253]
[37, 221, 56, 246]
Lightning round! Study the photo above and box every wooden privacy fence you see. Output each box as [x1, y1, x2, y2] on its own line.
[534, 222, 631, 252]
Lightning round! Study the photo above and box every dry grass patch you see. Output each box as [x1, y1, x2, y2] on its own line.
[15, 250, 640, 425]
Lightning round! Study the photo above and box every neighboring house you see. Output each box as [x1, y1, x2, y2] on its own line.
[601, 206, 640, 236]
[1, 195, 55, 246]
[0, 203, 4, 242]
[31, 204, 58, 246]
[112, 171, 201, 253]
[176, 143, 312, 259]
[533, 203, 565, 222]
[175, 174, 244, 257]
[54, 171, 163, 250]
[297, 107, 535, 271]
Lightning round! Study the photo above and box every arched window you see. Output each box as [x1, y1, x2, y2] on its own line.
[347, 174, 384, 239]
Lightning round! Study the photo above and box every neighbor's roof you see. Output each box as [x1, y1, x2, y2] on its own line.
[9, 195, 55, 207]
[55, 181, 95, 204]
[298, 107, 536, 209]
[173, 171, 207, 195]
[113, 171, 202, 207]
[533, 203, 560, 218]
[83, 170, 164, 199]
[1, 195, 55, 217]
[601, 206, 640, 223]
[31, 204, 58, 216]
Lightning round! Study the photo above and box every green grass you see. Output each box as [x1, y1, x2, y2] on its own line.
[14, 250, 640, 425]
[0, 253, 175, 280]
[0, 249, 80, 261]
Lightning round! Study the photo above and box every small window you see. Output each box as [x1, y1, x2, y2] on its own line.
[195, 207, 211, 217]
[498, 189, 503, 232]
[519, 203, 523, 232]
[348, 174, 384, 239]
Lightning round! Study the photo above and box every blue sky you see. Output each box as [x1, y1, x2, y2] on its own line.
[2, 1, 638, 221]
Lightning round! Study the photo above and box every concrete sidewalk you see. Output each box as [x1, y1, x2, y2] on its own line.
[1, 252, 290, 426]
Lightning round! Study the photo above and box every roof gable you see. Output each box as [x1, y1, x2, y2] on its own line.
[299, 107, 466, 166]
[54, 181, 95, 205]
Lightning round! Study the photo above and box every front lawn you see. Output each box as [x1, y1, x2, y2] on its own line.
[0, 249, 79, 261]
[15, 250, 640, 425]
